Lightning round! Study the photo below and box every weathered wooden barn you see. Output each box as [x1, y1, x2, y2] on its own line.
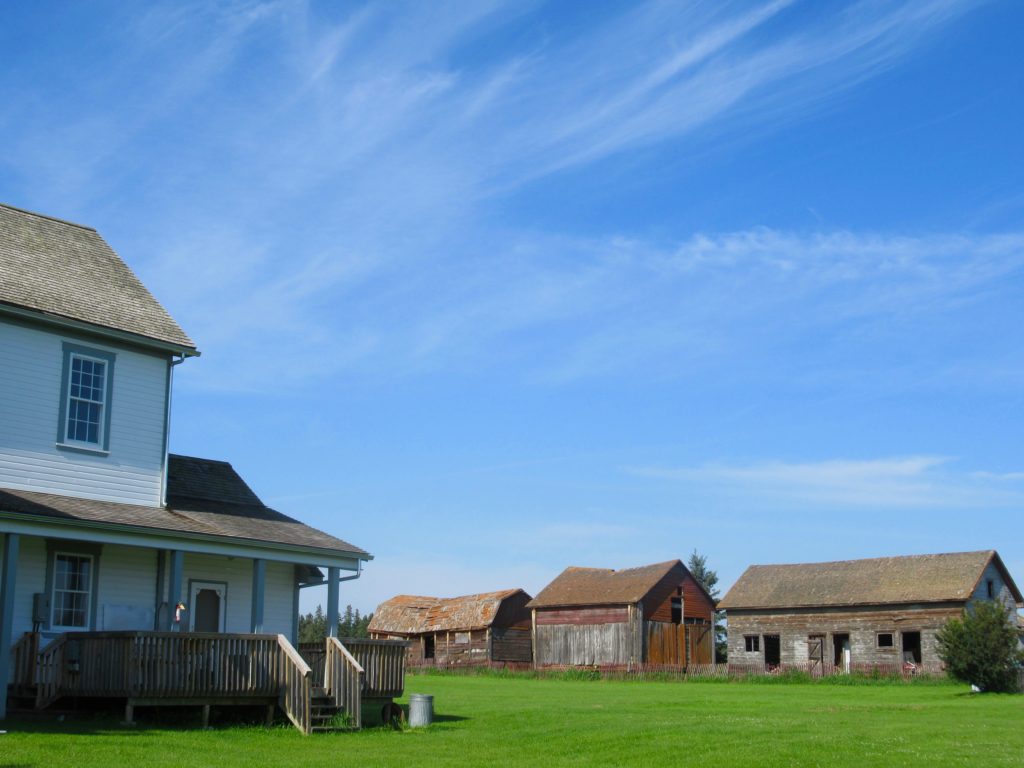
[367, 589, 532, 666]
[719, 550, 1023, 674]
[528, 560, 716, 668]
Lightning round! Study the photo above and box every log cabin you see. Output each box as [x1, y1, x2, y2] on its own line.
[528, 559, 716, 668]
[368, 589, 533, 666]
[0, 203, 407, 731]
[719, 550, 1023, 674]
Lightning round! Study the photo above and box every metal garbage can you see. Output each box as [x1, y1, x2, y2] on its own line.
[408, 693, 434, 727]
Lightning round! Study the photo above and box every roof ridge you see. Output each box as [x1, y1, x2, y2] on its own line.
[0, 202, 97, 232]
[168, 453, 234, 466]
[748, 551, 993, 569]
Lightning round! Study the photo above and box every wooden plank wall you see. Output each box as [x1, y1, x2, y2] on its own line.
[535, 621, 632, 665]
[726, 604, 962, 670]
[644, 621, 713, 666]
[490, 627, 532, 662]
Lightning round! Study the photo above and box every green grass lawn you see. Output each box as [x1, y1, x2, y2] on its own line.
[2, 675, 1021, 767]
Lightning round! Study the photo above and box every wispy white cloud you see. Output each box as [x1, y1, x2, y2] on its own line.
[0, 0, 1001, 391]
[629, 455, 1024, 509]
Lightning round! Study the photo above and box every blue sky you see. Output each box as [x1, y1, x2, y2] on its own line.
[2, 1, 1023, 614]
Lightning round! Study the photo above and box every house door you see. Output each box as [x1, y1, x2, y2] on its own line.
[807, 634, 825, 674]
[190, 581, 226, 632]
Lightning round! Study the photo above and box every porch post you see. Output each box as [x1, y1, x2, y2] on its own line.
[0, 533, 20, 721]
[168, 549, 184, 631]
[326, 566, 340, 638]
[250, 558, 266, 633]
[154, 550, 166, 630]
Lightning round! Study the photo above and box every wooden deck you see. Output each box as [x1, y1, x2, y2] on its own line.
[8, 631, 408, 733]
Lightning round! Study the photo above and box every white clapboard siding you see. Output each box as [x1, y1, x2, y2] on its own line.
[7, 536, 47, 638]
[0, 319, 168, 506]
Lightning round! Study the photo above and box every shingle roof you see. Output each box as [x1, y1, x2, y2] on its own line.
[368, 589, 527, 634]
[0, 454, 367, 558]
[0, 203, 195, 350]
[719, 551, 1023, 610]
[527, 560, 683, 608]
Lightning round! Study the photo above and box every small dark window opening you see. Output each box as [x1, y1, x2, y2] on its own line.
[670, 597, 682, 624]
[424, 635, 435, 659]
[763, 634, 781, 667]
[744, 635, 760, 653]
[877, 632, 894, 648]
[986, 579, 994, 599]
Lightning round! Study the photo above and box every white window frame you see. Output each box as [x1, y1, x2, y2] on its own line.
[50, 551, 96, 631]
[64, 352, 109, 447]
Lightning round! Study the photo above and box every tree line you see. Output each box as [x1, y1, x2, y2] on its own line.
[297, 604, 373, 643]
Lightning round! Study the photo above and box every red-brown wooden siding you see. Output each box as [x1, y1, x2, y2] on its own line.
[535, 607, 629, 625]
[682, 577, 715, 622]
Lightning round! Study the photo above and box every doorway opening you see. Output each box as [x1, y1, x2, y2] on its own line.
[902, 631, 922, 665]
[832, 633, 851, 673]
[763, 634, 781, 668]
[424, 634, 435, 660]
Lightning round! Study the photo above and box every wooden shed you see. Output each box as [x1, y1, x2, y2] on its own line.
[367, 589, 532, 666]
[719, 550, 1024, 674]
[528, 560, 716, 668]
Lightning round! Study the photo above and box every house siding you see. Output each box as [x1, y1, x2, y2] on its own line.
[177, 553, 295, 635]
[0, 320, 168, 506]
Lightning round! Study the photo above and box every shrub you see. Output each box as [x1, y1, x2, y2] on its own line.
[936, 600, 1023, 692]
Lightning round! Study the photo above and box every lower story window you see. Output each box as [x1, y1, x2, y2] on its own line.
[52, 553, 94, 629]
[877, 632, 894, 648]
[744, 635, 760, 653]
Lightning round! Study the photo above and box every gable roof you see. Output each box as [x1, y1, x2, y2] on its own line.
[0, 203, 196, 351]
[528, 560, 692, 609]
[0, 454, 367, 559]
[368, 589, 527, 634]
[719, 551, 1023, 610]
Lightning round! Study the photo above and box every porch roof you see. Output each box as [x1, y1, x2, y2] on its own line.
[0, 454, 368, 561]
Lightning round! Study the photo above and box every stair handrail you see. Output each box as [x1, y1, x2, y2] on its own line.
[35, 634, 68, 709]
[276, 634, 313, 734]
[325, 636, 364, 729]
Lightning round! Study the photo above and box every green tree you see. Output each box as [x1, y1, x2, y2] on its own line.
[936, 600, 1023, 692]
[687, 549, 727, 663]
[298, 604, 327, 643]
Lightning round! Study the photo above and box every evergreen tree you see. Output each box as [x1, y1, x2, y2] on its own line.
[298, 604, 327, 643]
[687, 549, 727, 663]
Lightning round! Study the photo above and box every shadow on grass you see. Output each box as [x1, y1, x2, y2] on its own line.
[431, 714, 469, 723]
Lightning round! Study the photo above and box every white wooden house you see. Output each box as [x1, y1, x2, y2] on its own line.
[0, 203, 402, 731]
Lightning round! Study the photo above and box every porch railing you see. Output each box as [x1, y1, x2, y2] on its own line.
[9, 631, 40, 694]
[325, 637, 363, 727]
[339, 637, 408, 697]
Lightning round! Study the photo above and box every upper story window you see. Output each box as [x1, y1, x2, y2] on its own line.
[57, 343, 115, 453]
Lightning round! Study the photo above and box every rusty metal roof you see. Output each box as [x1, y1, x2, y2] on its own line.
[368, 589, 528, 633]
[527, 560, 685, 608]
[719, 550, 1023, 610]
